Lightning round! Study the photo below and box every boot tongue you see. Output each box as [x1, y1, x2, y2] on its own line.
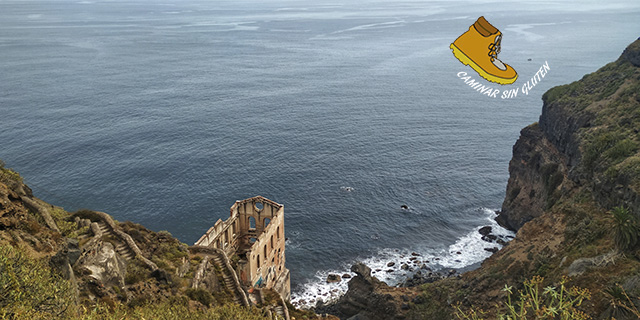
[490, 34, 506, 70]
[493, 58, 507, 71]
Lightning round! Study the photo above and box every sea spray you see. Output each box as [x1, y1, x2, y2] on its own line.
[290, 208, 514, 309]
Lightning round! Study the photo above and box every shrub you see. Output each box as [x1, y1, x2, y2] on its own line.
[455, 276, 591, 320]
[602, 284, 640, 319]
[125, 260, 150, 285]
[0, 245, 74, 318]
[611, 206, 640, 252]
[186, 288, 215, 307]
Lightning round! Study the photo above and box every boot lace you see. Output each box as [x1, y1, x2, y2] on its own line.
[488, 34, 502, 62]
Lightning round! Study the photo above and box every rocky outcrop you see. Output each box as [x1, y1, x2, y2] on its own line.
[72, 210, 158, 271]
[192, 256, 222, 292]
[330, 263, 411, 320]
[497, 123, 569, 230]
[76, 240, 127, 289]
[189, 246, 250, 307]
[622, 39, 640, 67]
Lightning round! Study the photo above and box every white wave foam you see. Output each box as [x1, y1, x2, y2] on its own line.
[290, 208, 514, 309]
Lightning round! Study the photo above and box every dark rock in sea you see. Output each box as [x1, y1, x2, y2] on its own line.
[401, 264, 409, 270]
[387, 262, 395, 267]
[400, 204, 409, 210]
[411, 252, 420, 256]
[496, 239, 507, 246]
[478, 226, 492, 236]
[400, 271, 445, 287]
[342, 274, 352, 279]
[481, 234, 498, 242]
[327, 274, 341, 283]
[484, 247, 499, 253]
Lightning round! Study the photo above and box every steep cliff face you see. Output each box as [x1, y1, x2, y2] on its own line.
[496, 122, 570, 230]
[360, 39, 640, 320]
[498, 38, 640, 230]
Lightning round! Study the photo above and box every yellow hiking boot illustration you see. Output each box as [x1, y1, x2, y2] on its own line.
[450, 16, 517, 85]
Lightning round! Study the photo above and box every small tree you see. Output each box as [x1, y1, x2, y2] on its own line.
[611, 206, 640, 252]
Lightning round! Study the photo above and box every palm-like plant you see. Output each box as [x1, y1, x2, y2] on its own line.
[611, 206, 640, 252]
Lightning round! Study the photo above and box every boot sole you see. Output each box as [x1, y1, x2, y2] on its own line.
[450, 43, 518, 85]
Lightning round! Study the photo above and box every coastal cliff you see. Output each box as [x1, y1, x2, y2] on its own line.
[423, 38, 640, 319]
[499, 39, 640, 230]
[332, 39, 640, 319]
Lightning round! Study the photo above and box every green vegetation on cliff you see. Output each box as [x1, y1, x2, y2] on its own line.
[0, 166, 279, 319]
[407, 39, 640, 319]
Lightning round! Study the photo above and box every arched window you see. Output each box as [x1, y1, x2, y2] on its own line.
[277, 226, 280, 239]
[257, 255, 260, 268]
[249, 216, 256, 229]
[263, 245, 267, 260]
[270, 235, 274, 249]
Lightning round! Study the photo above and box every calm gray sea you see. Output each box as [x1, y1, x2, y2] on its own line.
[1, 0, 639, 307]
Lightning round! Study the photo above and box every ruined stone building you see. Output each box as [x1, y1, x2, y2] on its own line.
[195, 196, 290, 301]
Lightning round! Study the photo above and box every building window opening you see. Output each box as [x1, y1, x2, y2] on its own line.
[257, 255, 260, 268]
[249, 216, 256, 229]
[264, 218, 271, 227]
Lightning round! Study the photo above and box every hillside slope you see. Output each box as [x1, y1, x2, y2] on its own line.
[0, 162, 330, 319]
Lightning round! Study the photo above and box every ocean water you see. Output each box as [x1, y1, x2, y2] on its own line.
[1, 0, 639, 308]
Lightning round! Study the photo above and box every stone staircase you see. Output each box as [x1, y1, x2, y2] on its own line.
[274, 305, 285, 318]
[210, 253, 243, 305]
[189, 246, 250, 307]
[96, 221, 135, 261]
[72, 210, 158, 271]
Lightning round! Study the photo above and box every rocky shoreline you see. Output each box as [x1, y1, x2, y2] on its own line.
[310, 225, 511, 319]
